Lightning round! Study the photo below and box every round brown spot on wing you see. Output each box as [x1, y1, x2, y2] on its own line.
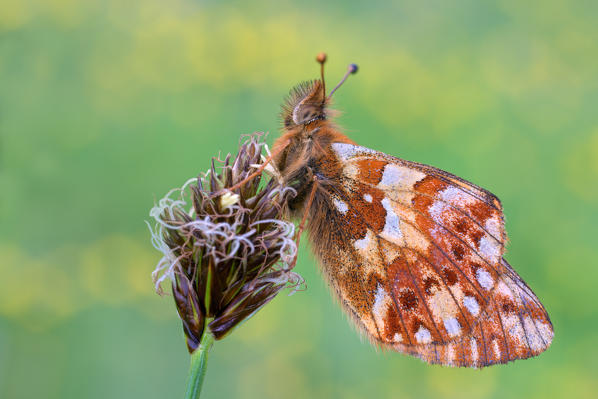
[454, 219, 469, 234]
[452, 244, 465, 261]
[501, 302, 515, 314]
[387, 257, 420, 311]
[442, 268, 458, 286]
[356, 159, 386, 185]
[398, 289, 418, 311]
[423, 276, 440, 295]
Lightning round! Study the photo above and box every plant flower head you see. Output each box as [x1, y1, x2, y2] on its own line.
[148, 134, 301, 353]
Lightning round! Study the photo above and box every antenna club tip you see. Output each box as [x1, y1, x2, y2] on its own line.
[348, 63, 358, 74]
[316, 52, 327, 64]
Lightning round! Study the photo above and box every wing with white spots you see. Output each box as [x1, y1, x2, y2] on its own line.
[312, 142, 552, 367]
[393, 258, 553, 367]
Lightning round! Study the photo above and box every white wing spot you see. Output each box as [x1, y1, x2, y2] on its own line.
[415, 325, 432, 344]
[331, 143, 377, 161]
[463, 296, 480, 316]
[363, 193, 373, 203]
[333, 198, 348, 214]
[476, 268, 494, 290]
[393, 333, 403, 343]
[485, 216, 502, 238]
[372, 284, 389, 320]
[354, 230, 373, 251]
[377, 164, 426, 190]
[440, 186, 476, 205]
[380, 197, 403, 242]
[479, 235, 501, 262]
[379, 164, 402, 186]
[443, 317, 462, 337]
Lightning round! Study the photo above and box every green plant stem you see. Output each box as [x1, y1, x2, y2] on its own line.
[185, 330, 215, 399]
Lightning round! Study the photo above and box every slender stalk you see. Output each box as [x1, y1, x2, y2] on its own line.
[185, 329, 215, 399]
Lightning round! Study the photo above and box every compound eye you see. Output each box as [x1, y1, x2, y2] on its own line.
[295, 105, 323, 124]
[302, 111, 315, 121]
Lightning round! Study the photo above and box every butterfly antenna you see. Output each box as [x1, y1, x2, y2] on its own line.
[328, 63, 358, 99]
[316, 52, 327, 103]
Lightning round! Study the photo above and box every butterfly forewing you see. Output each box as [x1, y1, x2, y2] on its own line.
[310, 142, 553, 367]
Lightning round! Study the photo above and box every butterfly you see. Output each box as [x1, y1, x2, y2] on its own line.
[242, 53, 553, 367]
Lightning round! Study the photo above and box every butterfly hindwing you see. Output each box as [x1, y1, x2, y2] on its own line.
[309, 142, 552, 367]
[392, 258, 554, 367]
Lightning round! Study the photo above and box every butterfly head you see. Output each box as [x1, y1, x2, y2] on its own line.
[281, 80, 327, 128]
[281, 53, 358, 129]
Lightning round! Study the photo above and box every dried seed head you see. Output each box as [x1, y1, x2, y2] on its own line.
[148, 133, 302, 352]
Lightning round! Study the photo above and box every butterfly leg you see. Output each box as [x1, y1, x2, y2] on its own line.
[289, 175, 319, 268]
[227, 138, 291, 192]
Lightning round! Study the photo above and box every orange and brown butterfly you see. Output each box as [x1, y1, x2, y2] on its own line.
[236, 52, 553, 367]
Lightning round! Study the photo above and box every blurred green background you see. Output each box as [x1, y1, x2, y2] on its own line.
[1, 0, 597, 398]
